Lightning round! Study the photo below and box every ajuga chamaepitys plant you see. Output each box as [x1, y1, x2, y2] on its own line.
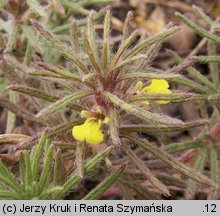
[0, 4, 220, 200]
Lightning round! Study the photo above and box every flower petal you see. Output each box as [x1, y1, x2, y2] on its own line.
[72, 119, 104, 145]
[85, 121, 104, 145]
[142, 79, 171, 104]
[72, 124, 86, 142]
[157, 88, 171, 104]
[72, 119, 92, 142]
[143, 79, 170, 93]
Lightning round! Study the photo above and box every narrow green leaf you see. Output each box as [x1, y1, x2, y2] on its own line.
[111, 30, 139, 67]
[31, 20, 89, 74]
[122, 143, 170, 196]
[0, 161, 20, 192]
[87, 12, 99, 60]
[210, 148, 219, 185]
[48, 120, 84, 138]
[79, 0, 115, 7]
[27, 0, 46, 17]
[156, 173, 186, 189]
[165, 140, 203, 154]
[36, 90, 93, 119]
[126, 93, 208, 103]
[21, 151, 33, 198]
[21, 120, 84, 149]
[208, 147, 220, 199]
[170, 51, 216, 92]
[8, 85, 58, 102]
[213, 25, 220, 33]
[84, 146, 112, 174]
[104, 92, 184, 126]
[176, 12, 220, 44]
[38, 145, 53, 194]
[19, 152, 26, 186]
[119, 119, 209, 133]
[83, 166, 124, 200]
[54, 150, 62, 186]
[192, 5, 215, 28]
[23, 42, 33, 65]
[193, 55, 220, 63]
[5, 24, 20, 53]
[54, 146, 112, 199]
[38, 62, 82, 82]
[117, 72, 181, 83]
[50, 0, 65, 15]
[28, 71, 67, 78]
[21, 25, 39, 49]
[31, 130, 47, 180]
[113, 55, 145, 71]
[102, 10, 111, 73]
[198, 100, 209, 119]
[185, 147, 208, 199]
[123, 134, 215, 187]
[125, 26, 180, 58]
[207, 41, 219, 89]
[70, 20, 80, 54]
[173, 77, 211, 94]
[81, 30, 102, 74]
[122, 11, 134, 42]
[39, 186, 63, 199]
[6, 91, 16, 133]
[0, 191, 20, 200]
[4, 54, 28, 73]
[23, 151, 33, 188]
[60, 0, 90, 15]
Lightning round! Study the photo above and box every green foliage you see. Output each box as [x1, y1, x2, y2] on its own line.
[26, 0, 46, 17]
[0, 0, 6, 8]
[0, 2, 220, 200]
[0, 131, 61, 199]
[0, 132, 113, 199]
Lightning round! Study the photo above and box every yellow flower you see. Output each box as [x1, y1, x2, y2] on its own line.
[135, 79, 171, 104]
[72, 109, 109, 145]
